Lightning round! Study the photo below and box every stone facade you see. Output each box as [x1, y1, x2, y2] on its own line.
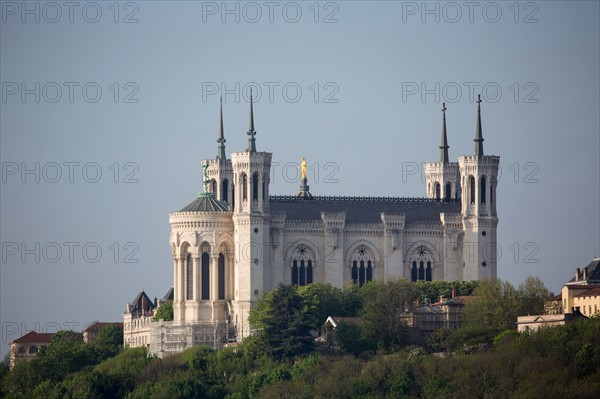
[123, 289, 172, 349]
[150, 98, 500, 356]
[9, 331, 53, 367]
[516, 312, 585, 333]
[412, 295, 472, 332]
[515, 258, 600, 332]
[561, 258, 600, 316]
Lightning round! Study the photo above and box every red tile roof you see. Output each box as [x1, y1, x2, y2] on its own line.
[11, 331, 54, 344]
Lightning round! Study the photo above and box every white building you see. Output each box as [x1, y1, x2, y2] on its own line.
[145, 95, 500, 356]
[123, 288, 172, 349]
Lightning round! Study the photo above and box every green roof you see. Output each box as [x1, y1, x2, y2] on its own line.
[180, 192, 229, 212]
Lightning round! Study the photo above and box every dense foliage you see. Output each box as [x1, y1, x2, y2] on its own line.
[2, 278, 594, 399]
[259, 283, 314, 360]
[152, 300, 174, 322]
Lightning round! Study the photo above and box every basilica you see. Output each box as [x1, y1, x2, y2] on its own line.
[127, 95, 500, 356]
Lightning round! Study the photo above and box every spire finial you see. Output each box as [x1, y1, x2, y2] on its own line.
[217, 96, 226, 160]
[475, 94, 484, 156]
[439, 102, 449, 163]
[247, 88, 257, 152]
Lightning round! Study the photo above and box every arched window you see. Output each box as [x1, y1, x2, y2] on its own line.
[299, 260, 306, 285]
[211, 179, 217, 194]
[222, 179, 229, 203]
[218, 253, 225, 300]
[469, 176, 475, 204]
[201, 252, 210, 300]
[17, 346, 26, 354]
[411, 246, 433, 282]
[445, 182, 452, 202]
[350, 245, 374, 286]
[480, 176, 486, 204]
[292, 261, 298, 285]
[435, 183, 441, 201]
[231, 183, 235, 208]
[359, 260, 366, 285]
[241, 173, 248, 201]
[426, 261, 432, 281]
[291, 245, 313, 286]
[186, 253, 193, 300]
[29, 345, 38, 354]
[252, 172, 259, 201]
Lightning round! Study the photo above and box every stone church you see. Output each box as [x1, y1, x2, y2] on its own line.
[126, 94, 499, 356]
[159, 93, 499, 350]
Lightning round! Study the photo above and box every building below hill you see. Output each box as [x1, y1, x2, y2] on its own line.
[516, 311, 586, 333]
[9, 331, 54, 367]
[123, 288, 173, 349]
[83, 322, 124, 344]
[561, 258, 600, 316]
[412, 290, 473, 332]
[517, 258, 600, 332]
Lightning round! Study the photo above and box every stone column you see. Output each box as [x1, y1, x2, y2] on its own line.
[380, 213, 405, 281]
[179, 256, 185, 302]
[173, 256, 184, 322]
[440, 213, 463, 281]
[210, 253, 219, 321]
[257, 173, 263, 211]
[321, 212, 346, 288]
[173, 255, 179, 302]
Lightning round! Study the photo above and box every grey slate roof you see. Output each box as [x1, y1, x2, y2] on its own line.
[128, 291, 155, 315]
[269, 196, 461, 224]
[180, 192, 229, 212]
[568, 259, 600, 284]
[163, 287, 174, 301]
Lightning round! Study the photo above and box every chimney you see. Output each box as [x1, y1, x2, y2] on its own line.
[576, 268, 580, 281]
[583, 267, 587, 280]
[452, 287, 457, 298]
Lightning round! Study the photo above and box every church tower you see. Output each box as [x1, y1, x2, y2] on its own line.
[231, 90, 272, 338]
[458, 95, 500, 280]
[206, 97, 234, 207]
[425, 103, 461, 201]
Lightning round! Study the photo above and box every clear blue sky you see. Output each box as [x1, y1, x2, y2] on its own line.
[1, 1, 599, 358]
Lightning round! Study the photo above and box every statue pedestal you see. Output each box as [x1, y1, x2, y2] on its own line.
[296, 177, 313, 199]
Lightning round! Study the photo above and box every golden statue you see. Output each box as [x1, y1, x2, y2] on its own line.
[301, 157, 307, 180]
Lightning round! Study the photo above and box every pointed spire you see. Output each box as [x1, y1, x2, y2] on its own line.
[474, 94, 484, 156]
[247, 88, 257, 152]
[217, 97, 226, 160]
[439, 102, 449, 163]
